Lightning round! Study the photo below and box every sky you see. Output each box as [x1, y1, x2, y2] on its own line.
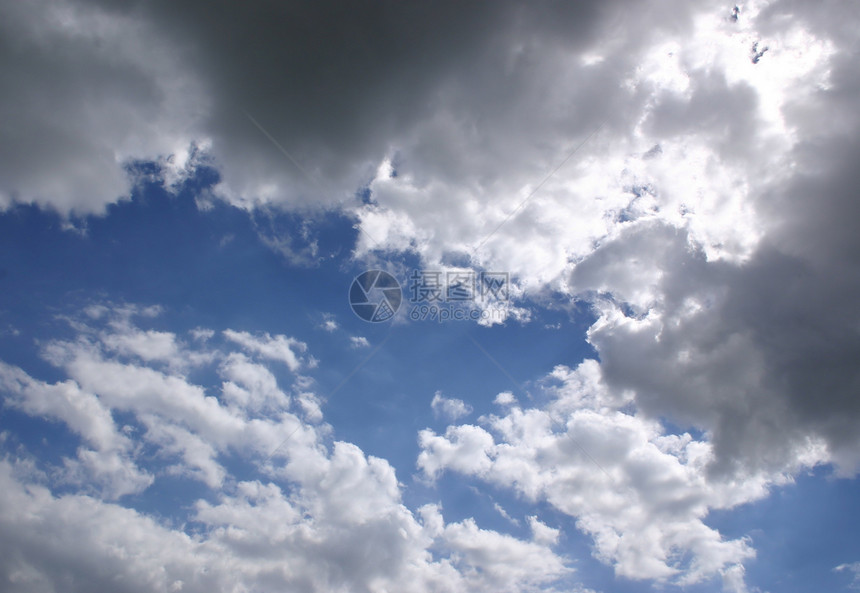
[0, 0, 859, 592]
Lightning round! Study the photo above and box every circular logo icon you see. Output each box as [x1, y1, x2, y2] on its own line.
[349, 270, 402, 322]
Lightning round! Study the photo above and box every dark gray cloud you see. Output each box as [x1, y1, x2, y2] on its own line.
[1, 0, 700, 213]
[579, 127, 860, 476]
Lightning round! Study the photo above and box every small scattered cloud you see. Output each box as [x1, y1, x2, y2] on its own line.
[349, 336, 370, 349]
[431, 392, 473, 421]
[190, 328, 215, 341]
[493, 502, 519, 526]
[836, 562, 860, 589]
[223, 329, 309, 372]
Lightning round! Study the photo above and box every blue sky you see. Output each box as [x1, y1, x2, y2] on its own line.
[2, 1, 860, 592]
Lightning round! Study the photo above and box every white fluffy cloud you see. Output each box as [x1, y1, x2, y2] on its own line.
[223, 329, 312, 372]
[350, 336, 370, 349]
[431, 391, 473, 421]
[0, 361, 153, 499]
[0, 304, 571, 593]
[418, 360, 782, 588]
[341, 0, 860, 501]
[358, 0, 860, 514]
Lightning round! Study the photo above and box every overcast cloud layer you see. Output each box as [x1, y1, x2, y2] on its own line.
[2, 0, 860, 591]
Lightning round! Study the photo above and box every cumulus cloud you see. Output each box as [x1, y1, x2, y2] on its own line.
[722, 563, 752, 593]
[0, 361, 153, 499]
[189, 327, 215, 341]
[350, 336, 370, 349]
[320, 314, 339, 333]
[418, 360, 785, 586]
[420, 504, 571, 591]
[0, 304, 571, 593]
[223, 329, 312, 372]
[431, 391, 473, 421]
[836, 562, 860, 590]
[347, 0, 860, 505]
[4, 0, 860, 590]
[219, 352, 290, 413]
[577, 221, 858, 476]
[1, 0, 789, 226]
[0, 0, 209, 215]
[0, 0, 615, 217]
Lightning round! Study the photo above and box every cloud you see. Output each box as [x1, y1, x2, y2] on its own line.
[418, 360, 777, 586]
[189, 327, 215, 341]
[2, 0, 757, 225]
[219, 352, 290, 413]
[8, 0, 858, 472]
[0, 361, 153, 499]
[101, 328, 179, 363]
[223, 329, 311, 372]
[528, 516, 561, 546]
[350, 0, 808, 273]
[722, 563, 752, 593]
[421, 505, 571, 591]
[493, 502, 520, 526]
[4, 1, 860, 590]
[0, 0, 209, 215]
[343, 0, 860, 512]
[319, 314, 339, 333]
[836, 562, 860, 590]
[576, 221, 857, 476]
[0, 304, 572, 593]
[349, 336, 370, 349]
[431, 391, 473, 421]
